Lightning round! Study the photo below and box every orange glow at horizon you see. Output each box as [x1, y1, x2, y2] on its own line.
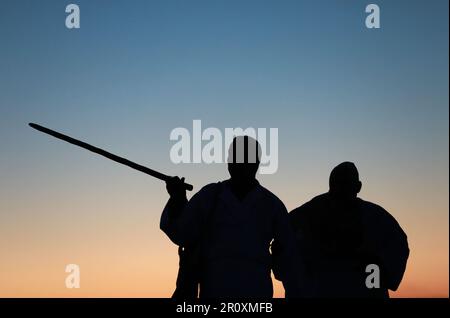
[0, 184, 447, 298]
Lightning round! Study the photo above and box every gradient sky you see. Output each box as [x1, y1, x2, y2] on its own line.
[0, 0, 448, 297]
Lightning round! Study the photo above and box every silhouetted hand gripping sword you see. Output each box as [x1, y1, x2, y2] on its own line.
[29, 123, 193, 191]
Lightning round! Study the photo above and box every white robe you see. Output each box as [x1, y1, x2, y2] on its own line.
[160, 180, 298, 298]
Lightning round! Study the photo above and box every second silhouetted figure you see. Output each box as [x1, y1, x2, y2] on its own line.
[275, 162, 409, 298]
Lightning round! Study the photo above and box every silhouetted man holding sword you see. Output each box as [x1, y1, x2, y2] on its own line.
[160, 136, 300, 298]
[28, 124, 299, 298]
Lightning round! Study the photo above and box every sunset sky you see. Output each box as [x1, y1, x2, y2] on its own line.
[0, 0, 448, 297]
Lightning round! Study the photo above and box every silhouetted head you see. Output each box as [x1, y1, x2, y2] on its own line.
[329, 162, 362, 199]
[227, 136, 261, 185]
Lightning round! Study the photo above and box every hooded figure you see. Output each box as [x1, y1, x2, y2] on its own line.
[280, 162, 409, 298]
[160, 136, 299, 298]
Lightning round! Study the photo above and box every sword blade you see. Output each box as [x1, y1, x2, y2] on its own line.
[29, 123, 193, 191]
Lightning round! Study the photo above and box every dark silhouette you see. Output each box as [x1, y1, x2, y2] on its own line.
[160, 136, 299, 298]
[277, 162, 409, 297]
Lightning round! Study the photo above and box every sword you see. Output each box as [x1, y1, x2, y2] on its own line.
[28, 123, 193, 191]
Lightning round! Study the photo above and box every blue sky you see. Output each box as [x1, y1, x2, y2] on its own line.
[0, 0, 448, 297]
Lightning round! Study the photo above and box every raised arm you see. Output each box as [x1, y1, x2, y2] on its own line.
[160, 177, 212, 247]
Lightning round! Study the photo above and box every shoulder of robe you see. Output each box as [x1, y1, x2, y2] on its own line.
[257, 184, 287, 212]
[358, 199, 406, 235]
[189, 182, 222, 209]
[195, 182, 222, 197]
[289, 193, 328, 224]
